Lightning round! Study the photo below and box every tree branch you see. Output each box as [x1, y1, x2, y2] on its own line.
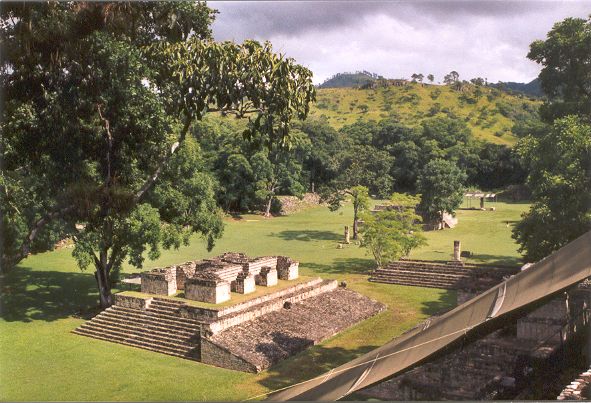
[133, 112, 193, 203]
[97, 104, 113, 186]
[2, 205, 74, 270]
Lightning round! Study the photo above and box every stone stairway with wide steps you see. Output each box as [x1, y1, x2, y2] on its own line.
[369, 259, 519, 291]
[73, 297, 201, 360]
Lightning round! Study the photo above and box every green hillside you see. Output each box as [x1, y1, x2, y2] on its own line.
[310, 83, 541, 146]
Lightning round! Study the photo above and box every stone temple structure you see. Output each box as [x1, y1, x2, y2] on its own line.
[74, 252, 384, 372]
[140, 252, 300, 304]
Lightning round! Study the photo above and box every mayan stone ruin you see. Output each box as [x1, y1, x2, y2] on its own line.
[140, 252, 298, 303]
[74, 252, 385, 373]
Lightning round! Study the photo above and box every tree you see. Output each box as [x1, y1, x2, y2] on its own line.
[527, 16, 591, 122]
[470, 77, 485, 86]
[1, 3, 315, 307]
[427, 74, 435, 84]
[512, 116, 591, 262]
[324, 185, 370, 240]
[416, 159, 467, 226]
[443, 71, 460, 86]
[411, 73, 424, 85]
[359, 193, 426, 268]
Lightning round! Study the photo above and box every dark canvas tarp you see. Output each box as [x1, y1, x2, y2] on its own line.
[268, 230, 591, 401]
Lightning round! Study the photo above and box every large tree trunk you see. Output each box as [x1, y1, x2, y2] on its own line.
[94, 264, 113, 309]
[93, 249, 114, 309]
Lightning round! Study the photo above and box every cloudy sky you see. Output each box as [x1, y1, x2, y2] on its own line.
[211, 1, 590, 85]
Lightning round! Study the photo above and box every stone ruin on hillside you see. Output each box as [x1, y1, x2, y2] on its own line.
[140, 252, 299, 304]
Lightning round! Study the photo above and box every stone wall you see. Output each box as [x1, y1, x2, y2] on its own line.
[245, 256, 278, 277]
[185, 274, 231, 304]
[360, 289, 588, 401]
[113, 294, 152, 310]
[558, 367, 591, 400]
[204, 279, 338, 335]
[204, 287, 385, 372]
[179, 278, 323, 321]
[141, 268, 177, 296]
[201, 334, 269, 373]
[275, 192, 322, 215]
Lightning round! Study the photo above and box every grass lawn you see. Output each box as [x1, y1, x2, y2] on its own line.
[0, 199, 528, 401]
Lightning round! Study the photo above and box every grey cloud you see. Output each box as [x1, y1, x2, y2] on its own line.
[210, 1, 590, 84]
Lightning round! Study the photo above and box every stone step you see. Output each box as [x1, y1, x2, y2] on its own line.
[101, 310, 199, 334]
[78, 322, 197, 353]
[84, 319, 196, 348]
[383, 265, 477, 277]
[370, 272, 460, 285]
[388, 262, 517, 277]
[91, 316, 197, 340]
[109, 308, 201, 332]
[373, 269, 469, 281]
[368, 277, 457, 289]
[112, 305, 201, 327]
[113, 305, 199, 325]
[73, 328, 198, 360]
[150, 299, 187, 309]
[147, 305, 182, 316]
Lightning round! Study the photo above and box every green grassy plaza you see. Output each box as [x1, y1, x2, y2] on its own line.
[0, 199, 529, 401]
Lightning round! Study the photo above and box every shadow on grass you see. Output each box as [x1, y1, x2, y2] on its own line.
[0, 266, 100, 323]
[303, 257, 375, 275]
[470, 253, 522, 267]
[272, 230, 342, 242]
[419, 289, 457, 317]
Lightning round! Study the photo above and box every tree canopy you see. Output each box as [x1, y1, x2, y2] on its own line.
[512, 116, 591, 261]
[416, 159, 467, 224]
[513, 15, 591, 262]
[528, 16, 591, 122]
[359, 193, 426, 268]
[1, 2, 315, 307]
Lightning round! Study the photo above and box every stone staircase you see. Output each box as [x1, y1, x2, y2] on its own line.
[73, 297, 201, 360]
[369, 259, 518, 291]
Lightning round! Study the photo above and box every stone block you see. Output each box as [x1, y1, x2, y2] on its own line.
[277, 256, 299, 280]
[233, 273, 256, 294]
[255, 266, 278, 287]
[185, 273, 231, 304]
[141, 267, 177, 296]
[175, 261, 197, 290]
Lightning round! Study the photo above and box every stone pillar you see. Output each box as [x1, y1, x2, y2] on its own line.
[344, 226, 350, 244]
[453, 240, 461, 261]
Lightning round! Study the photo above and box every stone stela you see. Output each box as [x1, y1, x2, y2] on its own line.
[140, 252, 299, 304]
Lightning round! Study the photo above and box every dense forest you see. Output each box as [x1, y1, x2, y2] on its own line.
[191, 74, 543, 215]
[194, 111, 529, 215]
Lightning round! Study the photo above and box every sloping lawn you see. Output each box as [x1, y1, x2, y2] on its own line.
[0, 200, 526, 401]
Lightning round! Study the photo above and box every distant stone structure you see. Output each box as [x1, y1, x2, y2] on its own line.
[139, 252, 299, 303]
[372, 204, 458, 230]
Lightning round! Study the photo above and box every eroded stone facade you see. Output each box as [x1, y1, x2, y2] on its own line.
[141, 267, 177, 296]
[139, 252, 299, 303]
